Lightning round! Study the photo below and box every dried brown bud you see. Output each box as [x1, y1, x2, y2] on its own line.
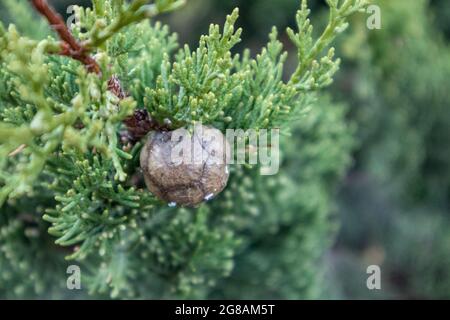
[107, 75, 127, 99]
[140, 125, 230, 207]
[122, 110, 172, 144]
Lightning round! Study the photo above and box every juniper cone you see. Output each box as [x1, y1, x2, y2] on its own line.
[140, 125, 230, 207]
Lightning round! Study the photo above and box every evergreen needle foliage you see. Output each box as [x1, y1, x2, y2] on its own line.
[0, 0, 366, 298]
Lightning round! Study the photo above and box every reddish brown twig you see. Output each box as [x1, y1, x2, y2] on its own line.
[31, 0, 101, 74]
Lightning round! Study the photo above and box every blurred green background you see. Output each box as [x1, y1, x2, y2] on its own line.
[4, 0, 450, 299]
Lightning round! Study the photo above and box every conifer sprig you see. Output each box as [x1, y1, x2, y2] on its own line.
[288, 0, 369, 90]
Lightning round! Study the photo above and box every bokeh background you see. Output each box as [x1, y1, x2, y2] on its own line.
[2, 0, 449, 299]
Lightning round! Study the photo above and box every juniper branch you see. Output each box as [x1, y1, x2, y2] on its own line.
[288, 0, 369, 90]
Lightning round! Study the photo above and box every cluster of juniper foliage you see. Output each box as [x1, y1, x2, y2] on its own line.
[0, 0, 366, 299]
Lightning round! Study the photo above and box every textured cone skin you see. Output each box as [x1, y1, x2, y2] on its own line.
[140, 125, 230, 207]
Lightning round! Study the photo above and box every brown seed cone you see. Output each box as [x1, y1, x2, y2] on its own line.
[140, 125, 230, 207]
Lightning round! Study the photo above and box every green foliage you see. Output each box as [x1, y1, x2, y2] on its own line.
[43, 150, 157, 261]
[211, 97, 354, 299]
[0, 195, 71, 299]
[143, 0, 368, 129]
[142, 9, 244, 128]
[0, 0, 364, 299]
[288, 0, 367, 90]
